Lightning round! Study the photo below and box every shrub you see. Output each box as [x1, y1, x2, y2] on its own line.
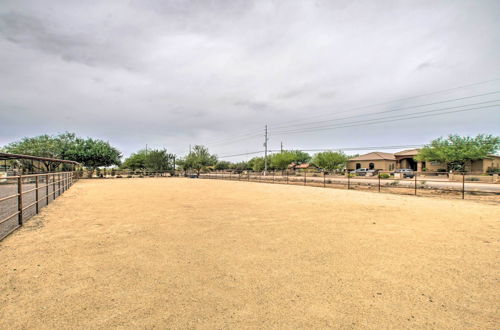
[326, 179, 332, 184]
[116, 175, 122, 178]
[486, 167, 500, 174]
[466, 177, 480, 181]
[379, 173, 390, 179]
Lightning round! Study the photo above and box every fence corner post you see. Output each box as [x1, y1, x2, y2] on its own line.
[414, 173, 417, 195]
[462, 172, 465, 199]
[17, 176, 23, 226]
[35, 175, 39, 214]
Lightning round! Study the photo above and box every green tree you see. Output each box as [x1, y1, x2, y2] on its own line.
[183, 145, 217, 175]
[214, 161, 231, 170]
[230, 161, 250, 172]
[248, 157, 265, 171]
[312, 151, 348, 171]
[122, 150, 147, 170]
[269, 150, 311, 170]
[144, 149, 173, 172]
[65, 138, 121, 177]
[416, 134, 500, 171]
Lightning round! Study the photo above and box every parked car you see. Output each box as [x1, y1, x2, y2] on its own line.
[393, 168, 415, 178]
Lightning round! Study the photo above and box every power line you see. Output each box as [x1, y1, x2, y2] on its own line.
[202, 78, 500, 150]
[207, 132, 263, 147]
[203, 127, 264, 146]
[217, 144, 429, 159]
[269, 90, 500, 131]
[271, 103, 499, 136]
[218, 150, 266, 158]
[268, 77, 500, 128]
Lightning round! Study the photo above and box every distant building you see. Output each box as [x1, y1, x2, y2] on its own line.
[348, 149, 500, 173]
[347, 152, 396, 171]
[288, 162, 319, 171]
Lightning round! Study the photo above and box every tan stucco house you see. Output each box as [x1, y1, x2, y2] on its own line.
[350, 149, 500, 173]
[347, 152, 396, 171]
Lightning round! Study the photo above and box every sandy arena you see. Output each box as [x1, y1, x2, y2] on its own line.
[0, 178, 498, 329]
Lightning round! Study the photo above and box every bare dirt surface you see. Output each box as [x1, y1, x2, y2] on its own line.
[1, 178, 499, 329]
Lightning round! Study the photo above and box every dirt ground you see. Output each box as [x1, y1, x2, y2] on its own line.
[0, 178, 499, 329]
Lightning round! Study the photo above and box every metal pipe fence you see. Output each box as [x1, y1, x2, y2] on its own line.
[0, 171, 78, 241]
[199, 170, 500, 202]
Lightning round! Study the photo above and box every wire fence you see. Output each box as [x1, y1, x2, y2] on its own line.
[198, 170, 500, 202]
[0, 171, 78, 241]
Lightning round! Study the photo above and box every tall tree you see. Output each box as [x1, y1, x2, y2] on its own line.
[144, 149, 172, 171]
[182, 145, 217, 175]
[214, 161, 231, 170]
[248, 157, 265, 171]
[416, 134, 500, 170]
[312, 151, 348, 171]
[65, 138, 121, 177]
[269, 150, 311, 170]
[122, 150, 147, 171]
[3, 132, 78, 171]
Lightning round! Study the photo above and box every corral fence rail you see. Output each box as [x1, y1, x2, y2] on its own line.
[199, 170, 500, 202]
[0, 171, 78, 241]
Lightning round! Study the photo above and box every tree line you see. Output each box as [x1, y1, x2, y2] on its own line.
[2, 133, 499, 175]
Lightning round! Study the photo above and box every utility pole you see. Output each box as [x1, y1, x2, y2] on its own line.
[280, 141, 283, 153]
[264, 125, 268, 175]
[145, 144, 148, 154]
[189, 144, 191, 154]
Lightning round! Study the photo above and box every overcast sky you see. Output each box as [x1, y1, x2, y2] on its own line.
[1, 0, 499, 160]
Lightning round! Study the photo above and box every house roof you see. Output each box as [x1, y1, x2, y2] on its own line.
[394, 149, 420, 156]
[349, 152, 396, 161]
[295, 163, 316, 169]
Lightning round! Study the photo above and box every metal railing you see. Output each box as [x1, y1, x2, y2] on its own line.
[0, 171, 78, 241]
[199, 170, 500, 202]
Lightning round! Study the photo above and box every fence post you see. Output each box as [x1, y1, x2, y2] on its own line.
[323, 172, 326, 187]
[414, 173, 417, 195]
[46, 174, 49, 204]
[17, 176, 23, 226]
[272, 171, 275, 183]
[347, 172, 350, 190]
[35, 175, 39, 214]
[378, 173, 381, 192]
[462, 172, 465, 199]
[304, 171, 306, 186]
[58, 173, 61, 197]
[52, 173, 56, 198]
[286, 171, 289, 184]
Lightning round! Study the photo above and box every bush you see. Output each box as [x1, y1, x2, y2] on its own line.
[466, 177, 480, 181]
[116, 175, 122, 178]
[326, 179, 332, 184]
[379, 173, 390, 179]
[487, 167, 500, 174]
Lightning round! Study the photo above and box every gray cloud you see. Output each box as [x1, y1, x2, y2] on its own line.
[0, 0, 499, 159]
